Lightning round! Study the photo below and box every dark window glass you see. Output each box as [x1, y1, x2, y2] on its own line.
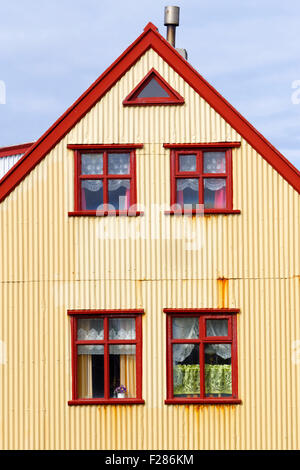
[109, 345, 137, 398]
[108, 179, 130, 210]
[137, 78, 169, 98]
[81, 180, 103, 210]
[204, 178, 226, 209]
[176, 179, 199, 208]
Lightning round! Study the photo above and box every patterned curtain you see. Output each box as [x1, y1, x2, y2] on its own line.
[173, 364, 232, 396]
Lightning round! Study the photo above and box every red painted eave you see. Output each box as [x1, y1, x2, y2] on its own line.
[0, 142, 34, 158]
[0, 22, 299, 201]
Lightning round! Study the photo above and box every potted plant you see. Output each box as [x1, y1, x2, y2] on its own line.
[115, 385, 127, 398]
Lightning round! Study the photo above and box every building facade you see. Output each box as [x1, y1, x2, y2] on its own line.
[0, 22, 299, 450]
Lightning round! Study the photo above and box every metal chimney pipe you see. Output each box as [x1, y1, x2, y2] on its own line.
[164, 6, 180, 48]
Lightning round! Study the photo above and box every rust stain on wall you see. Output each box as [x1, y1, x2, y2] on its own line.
[217, 277, 229, 308]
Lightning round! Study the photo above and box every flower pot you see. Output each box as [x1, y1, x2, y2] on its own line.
[117, 392, 126, 398]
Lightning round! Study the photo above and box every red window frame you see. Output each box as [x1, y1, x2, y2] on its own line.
[68, 144, 143, 216]
[164, 308, 241, 405]
[123, 68, 185, 106]
[68, 309, 145, 405]
[164, 143, 241, 215]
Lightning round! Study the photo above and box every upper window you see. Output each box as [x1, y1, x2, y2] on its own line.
[68, 145, 142, 216]
[165, 145, 241, 214]
[68, 310, 144, 405]
[164, 309, 240, 404]
[170, 149, 233, 212]
[123, 68, 184, 106]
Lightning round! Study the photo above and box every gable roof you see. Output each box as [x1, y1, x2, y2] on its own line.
[0, 22, 299, 202]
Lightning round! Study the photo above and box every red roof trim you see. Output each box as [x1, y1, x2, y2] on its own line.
[123, 68, 184, 106]
[143, 22, 158, 32]
[0, 22, 299, 201]
[0, 142, 34, 158]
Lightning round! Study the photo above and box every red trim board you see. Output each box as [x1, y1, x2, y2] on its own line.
[0, 142, 34, 158]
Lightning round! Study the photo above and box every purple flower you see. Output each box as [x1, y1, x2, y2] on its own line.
[115, 385, 127, 393]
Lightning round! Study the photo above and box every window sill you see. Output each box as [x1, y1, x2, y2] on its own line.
[165, 398, 242, 405]
[164, 209, 241, 216]
[68, 398, 145, 406]
[68, 210, 144, 217]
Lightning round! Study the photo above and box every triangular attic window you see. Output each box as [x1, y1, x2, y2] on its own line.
[137, 78, 169, 98]
[123, 68, 184, 106]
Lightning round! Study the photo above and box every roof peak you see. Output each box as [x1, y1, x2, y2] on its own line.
[143, 22, 159, 32]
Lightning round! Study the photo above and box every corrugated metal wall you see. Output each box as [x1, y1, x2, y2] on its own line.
[0, 49, 299, 449]
[0, 153, 24, 180]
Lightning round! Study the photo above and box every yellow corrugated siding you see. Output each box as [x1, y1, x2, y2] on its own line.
[0, 48, 299, 449]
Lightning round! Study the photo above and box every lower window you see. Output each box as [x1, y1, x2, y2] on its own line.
[164, 309, 240, 404]
[68, 310, 144, 404]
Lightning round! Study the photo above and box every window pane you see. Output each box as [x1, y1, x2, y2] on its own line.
[173, 344, 200, 397]
[77, 345, 104, 399]
[108, 179, 130, 210]
[204, 178, 226, 209]
[203, 152, 226, 173]
[108, 153, 130, 174]
[176, 179, 199, 208]
[172, 317, 199, 339]
[137, 78, 169, 98]
[179, 154, 196, 172]
[206, 319, 228, 337]
[109, 345, 136, 398]
[81, 154, 103, 175]
[205, 344, 232, 397]
[81, 179, 103, 210]
[77, 319, 104, 340]
[109, 318, 136, 339]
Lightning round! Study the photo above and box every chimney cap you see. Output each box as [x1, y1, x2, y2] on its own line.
[164, 6, 180, 26]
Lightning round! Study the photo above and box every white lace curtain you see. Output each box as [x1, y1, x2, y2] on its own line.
[204, 178, 226, 191]
[81, 153, 130, 176]
[173, 318, 199, 362]
[206, 320, 231, 359]
[177, 179, 198, 191]
[82, 179, 130, 192]
[82, 180, 103, 192]
[177, 178, 226, 192]
[108, 179, 130, 191]
[172, 317, 231, 362]
[77, 318, 135, 355]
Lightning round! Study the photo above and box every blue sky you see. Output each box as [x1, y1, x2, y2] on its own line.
[1, 0, 300, 169]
